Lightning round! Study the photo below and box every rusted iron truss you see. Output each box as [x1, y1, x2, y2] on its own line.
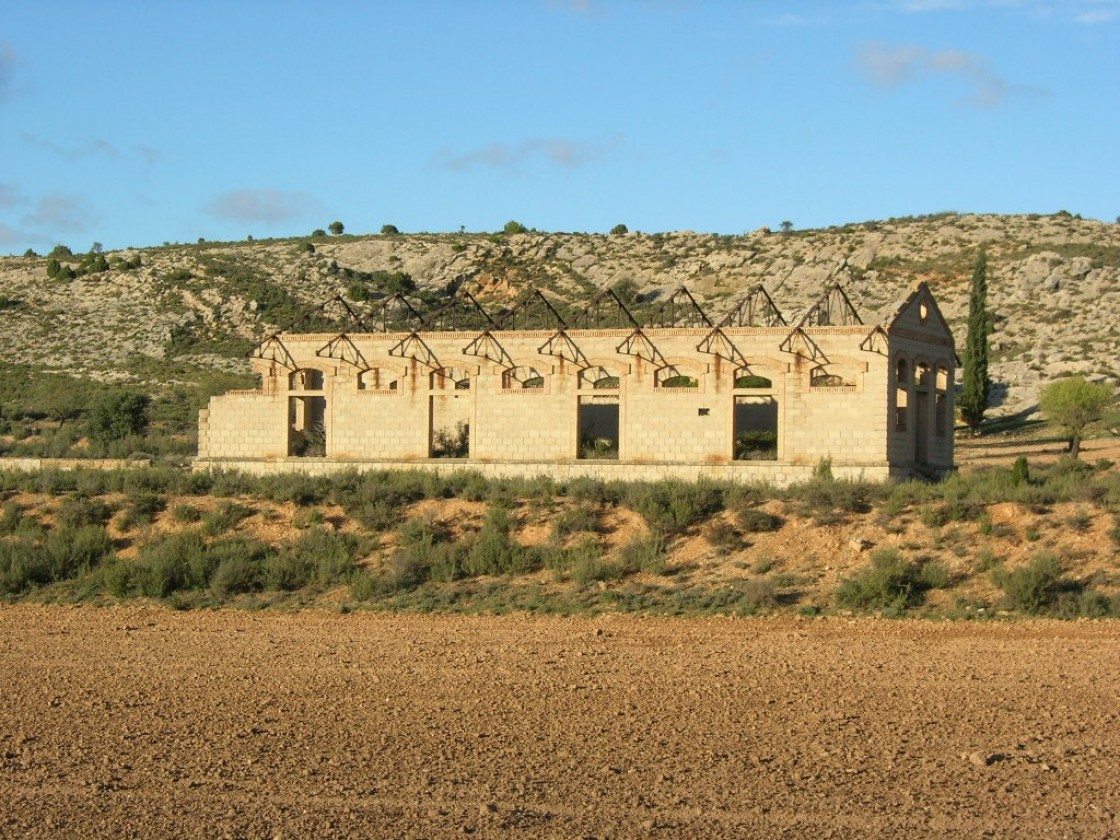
[718, 284, 786, 328]
[423, 290, 496, 332]
[859, 325, 890, 355]
[284, 294, 370, 334]
[389, 333, 440, 368]
[779, 327, 829, 365]
[568, 288, 642, 330]
[616, 329, 665, 365]
[496, 289, 567, 331]
[646, 286, 713, 328]
[696, 327, 746, 367]
[538, 330, 588, 367]
[463, 331, 514, 368]
[365, 294, 427, 333]
[250, 333, 297, 369]
[316, 334, 369, 370]
[798, 283, 862, 328]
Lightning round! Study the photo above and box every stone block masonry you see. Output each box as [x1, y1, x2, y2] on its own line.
[196, 283, 955, 486]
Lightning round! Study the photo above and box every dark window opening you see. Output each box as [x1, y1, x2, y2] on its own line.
[579, 397, 619, 459]
[734, 397, 778, 461]
[288, 396, 326, 457]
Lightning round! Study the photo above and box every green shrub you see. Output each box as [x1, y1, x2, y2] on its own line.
[835, 548, 927, 612]
[625, 480, 723, 534]
[790, 476, 877, 524]
[117, 490, 166, 531]
[0, 501, 22, 536]
[990, 552, 1067, 615]
[1011, 456, 1030, 486]
[571, 554, 629, 587]
[704, 519, 740, 552]
[56, 497, 115, 529]
[88, 391, 150, 443]
[292, 508, 325, 529]
[170, 503, 202, 523]
[261, 550, 314, 591]
[737, 577, 778, 613]
[135, 531, 207, 597]
[974, 547, 1001, 572]
[551, 504, 600, 542]
[305, 528, 360, 585]
[201, 500, 253, 537]
[464, 507, 536, 576]
[735, 506, 782, 533]
[100, 559, 135, 597]
[1053, 589, 1117, 619]
[618, 530, 668, 575]
[379, 548, 429, 592]
[918, 559, 951, 589]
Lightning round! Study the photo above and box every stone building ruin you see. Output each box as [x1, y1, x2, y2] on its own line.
[196, 282, 955, 484]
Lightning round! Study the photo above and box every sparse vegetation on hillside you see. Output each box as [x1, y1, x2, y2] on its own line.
[1, 457, 1118, 617]
[2, 213, 1119, 451]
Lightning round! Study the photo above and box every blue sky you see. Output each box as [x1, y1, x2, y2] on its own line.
[1, 0, 1117, 254]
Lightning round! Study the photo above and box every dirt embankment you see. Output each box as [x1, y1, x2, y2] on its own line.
[1, 605, 1118, 839]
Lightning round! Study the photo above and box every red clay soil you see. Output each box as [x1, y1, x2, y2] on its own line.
[1, 605, 1118, 839]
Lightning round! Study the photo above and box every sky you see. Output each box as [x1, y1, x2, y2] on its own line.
[1, 0, 1118, 255]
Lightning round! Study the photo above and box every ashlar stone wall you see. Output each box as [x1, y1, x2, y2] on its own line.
[197, 284, 955, 483]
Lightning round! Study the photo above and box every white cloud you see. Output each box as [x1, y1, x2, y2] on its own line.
[0, 43, 18, 104]
[432, 135, 624, 172]
[21, 132, 121, 161]
[0, 222, 27, 246]
[204, 188, 322, 224]
[22, 193, 99, 235]
[881, 0, 1120, 23]
[855, 41, 1049, 107]
[0, 183, 26, 209]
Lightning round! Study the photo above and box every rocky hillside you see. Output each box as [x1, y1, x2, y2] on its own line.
[1, 212, 1117, 418]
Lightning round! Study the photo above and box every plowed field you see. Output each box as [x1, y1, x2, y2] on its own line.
[2, 605, 1118, 839]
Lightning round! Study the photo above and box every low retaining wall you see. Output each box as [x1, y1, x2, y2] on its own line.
[0, 458, 150, 472]
[193, 457, 907, 486]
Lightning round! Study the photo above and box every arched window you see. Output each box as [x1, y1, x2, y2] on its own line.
[502, 366, 545, 390]
[358, 368, 399, 392]
[916, 362, 932, 389]
[655, 365, 700, 389]
[810, 367, 852, 388]
[579, 365, 621, 390]
[289, 368, 324, 391]
[430, 368, 472, 391]
[733, 367, 773, 389]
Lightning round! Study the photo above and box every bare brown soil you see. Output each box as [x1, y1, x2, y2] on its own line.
[2, 605, 1118, 839]
[955, 434, 1120, 470]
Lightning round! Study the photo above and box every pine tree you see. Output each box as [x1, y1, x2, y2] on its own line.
[959, 249, 990, 430]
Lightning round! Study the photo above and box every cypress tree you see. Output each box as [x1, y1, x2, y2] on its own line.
[959, 249, 990, 430]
